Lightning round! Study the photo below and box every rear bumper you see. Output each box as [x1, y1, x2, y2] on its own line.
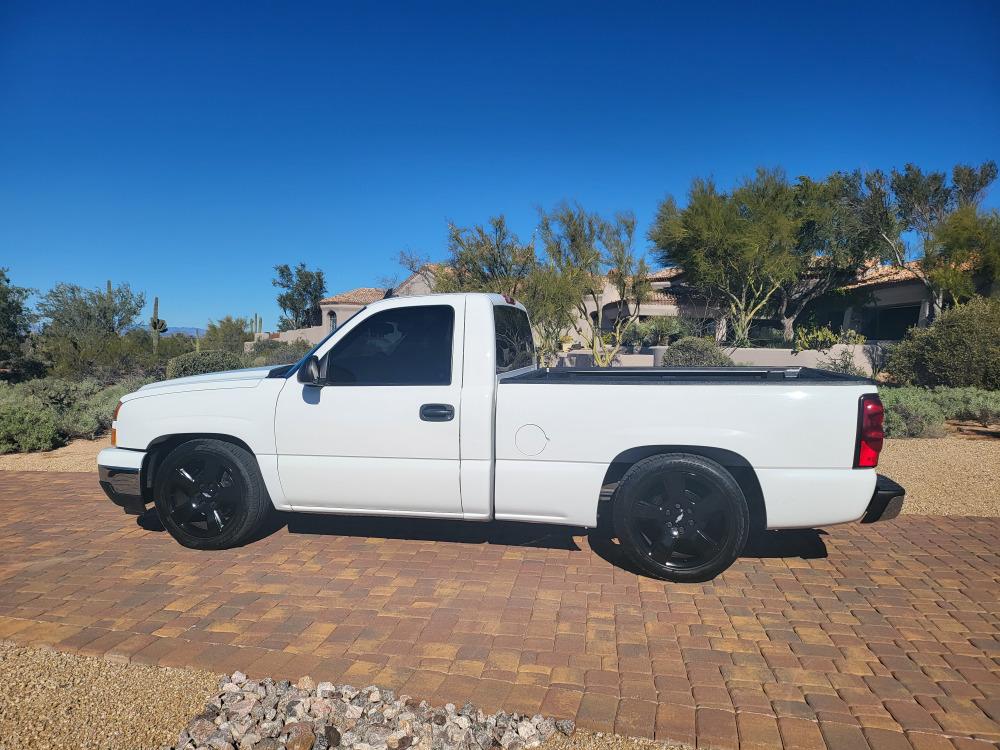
[97, 447, 147, 515]
[861, 474, 906, 523]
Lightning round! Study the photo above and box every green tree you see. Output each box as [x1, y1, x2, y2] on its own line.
[434, 215, 536, 298]
[863, 160, 999, 317]
[929, 205, 1000, 300]
[37, 281, 146, 378]
[650, 169, 798, 347]
[540, 202, 650, 366]
[772, 172, 884, 342]
[273, 263, 327, 331]
[202, 316, 253, 354]
[0, 268, 35, 375]
[519, 263, 579, 363]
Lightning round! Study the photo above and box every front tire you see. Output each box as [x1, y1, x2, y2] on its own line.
[154, 439, 271, 550]
[612, 453, 749, 582]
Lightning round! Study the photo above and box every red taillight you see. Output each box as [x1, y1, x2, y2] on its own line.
[855, 394, 884, 468]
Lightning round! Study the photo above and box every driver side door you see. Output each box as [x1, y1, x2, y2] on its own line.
[274, 301, 464, 516]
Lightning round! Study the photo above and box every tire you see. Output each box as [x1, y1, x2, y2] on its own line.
[612, 453, 749, 582]
[153, 439, 271, 550]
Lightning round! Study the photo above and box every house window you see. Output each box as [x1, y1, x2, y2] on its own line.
[327, 310, 337, 332]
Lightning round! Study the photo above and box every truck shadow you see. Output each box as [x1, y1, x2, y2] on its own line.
[139, 510, 828, 565]
[587, 528, 829, 577]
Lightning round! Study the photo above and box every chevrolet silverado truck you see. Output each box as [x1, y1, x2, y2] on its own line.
[98, 292, 905, 582]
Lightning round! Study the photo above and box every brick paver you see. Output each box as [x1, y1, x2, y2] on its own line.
[1, 471, 998, 749]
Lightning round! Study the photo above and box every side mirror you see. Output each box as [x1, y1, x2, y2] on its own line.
[297, 355, 321, 386]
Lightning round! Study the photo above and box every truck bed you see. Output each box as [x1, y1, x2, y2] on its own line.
[502, 366, 871, 385]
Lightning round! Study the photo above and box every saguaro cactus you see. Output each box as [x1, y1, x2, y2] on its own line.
[149, 296, 168, 354]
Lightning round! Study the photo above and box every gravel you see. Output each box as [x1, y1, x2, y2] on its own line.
[172, 673, 687, 750]
[879, 436, 1000, 517]
[172, 673, 579, 750]
[0, 436, 109, 473]
[0, 640, 218, 750]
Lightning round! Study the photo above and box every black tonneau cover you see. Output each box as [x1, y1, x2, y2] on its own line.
[501, 366, 872, 385]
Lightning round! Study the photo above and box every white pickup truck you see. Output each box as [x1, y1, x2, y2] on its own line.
[98, 292, 904, 582]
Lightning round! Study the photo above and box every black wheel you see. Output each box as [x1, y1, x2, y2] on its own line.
[154, 439, 271, 550]
[612, 453, 749, 582]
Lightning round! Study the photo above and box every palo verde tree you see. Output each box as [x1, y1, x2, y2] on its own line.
[539, 202, 650, 367]
[858, 160, 998, 317]
[649, 169, 798, 347]
[273, 263, 327, 331]
[433, 215, 537, 298]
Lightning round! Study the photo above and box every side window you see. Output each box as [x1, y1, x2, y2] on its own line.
[494, 305, 535, 373]
[325, 305, 454, 385]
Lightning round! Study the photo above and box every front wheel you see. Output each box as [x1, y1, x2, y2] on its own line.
[154, 439, 271, 550]
[612, 453, 749, 582]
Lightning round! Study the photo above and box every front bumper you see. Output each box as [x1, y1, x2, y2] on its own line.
[861, 474, 906, 523]
[97, 447, 148, 515]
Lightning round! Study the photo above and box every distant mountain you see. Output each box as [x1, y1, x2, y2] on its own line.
[162, 326, 205, 338]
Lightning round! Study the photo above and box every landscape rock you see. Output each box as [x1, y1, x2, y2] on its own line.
[171, 673, 573, 750]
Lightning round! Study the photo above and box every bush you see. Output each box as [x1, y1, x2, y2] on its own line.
[0, 393, 61, 453]
[880, 388, 947, 438]
[165, 350, 245, 379]
[886, 297, 1000, 388]
[245, 338, 312, 367]
[661, 337, 734, 367]
[926, 386, 1000, 426]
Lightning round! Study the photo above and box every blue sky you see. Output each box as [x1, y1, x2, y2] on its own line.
[2, 1, 998, 330]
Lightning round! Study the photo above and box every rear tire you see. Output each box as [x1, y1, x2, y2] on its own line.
[612, 453, 749, 582]
[153, 439, 271, 550]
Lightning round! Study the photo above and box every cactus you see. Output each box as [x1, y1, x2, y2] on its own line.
[149, 296, 168, 354]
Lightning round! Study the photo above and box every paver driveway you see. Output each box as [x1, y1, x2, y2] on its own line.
[0, 471, 998, 749]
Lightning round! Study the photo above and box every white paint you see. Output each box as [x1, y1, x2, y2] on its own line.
[514, 424, 548, 456]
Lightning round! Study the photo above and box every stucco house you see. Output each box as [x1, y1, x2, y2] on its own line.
[253, 261, 936, 348]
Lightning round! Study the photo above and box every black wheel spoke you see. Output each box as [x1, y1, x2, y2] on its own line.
[171, 498, 200, 524]
[175, 467, 198, 493]
[633, 500, 663, 522]
[662, 472, 686, 501]
[692, 528, 720, 552]
[649, 529, 678, 563]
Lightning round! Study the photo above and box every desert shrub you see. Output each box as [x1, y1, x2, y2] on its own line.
[165, 350, 244, 379]
[16, 377, 103, 409]
[0, 393, 61, 453]
[926, 387, 1000, 426]
[880, 388, 947, 438]
[886, 297, 1000, 389]
[245, 338, 312, 366]
[661, 337, 734, 367]
[59, 377, 153, 439]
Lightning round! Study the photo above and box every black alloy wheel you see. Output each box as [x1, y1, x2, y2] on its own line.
[162, 454, 244, 539]
[154, 439, 271, 550]
[612, 453, 749, 582]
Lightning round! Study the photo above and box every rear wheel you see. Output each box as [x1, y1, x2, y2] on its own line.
[154, 439, 271, 550]
[612, 453, 749, 582]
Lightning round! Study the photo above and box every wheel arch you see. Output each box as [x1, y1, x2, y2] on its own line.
[598, 445, 766, 533]
[141, 433, 257, 500]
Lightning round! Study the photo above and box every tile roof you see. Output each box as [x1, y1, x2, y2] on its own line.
[840, 262, 922, 290]
[648, 267, 685, 281]
[319, 287, 388, 305]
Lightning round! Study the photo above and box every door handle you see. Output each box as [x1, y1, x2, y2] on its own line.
[420, 403, 455, 422]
